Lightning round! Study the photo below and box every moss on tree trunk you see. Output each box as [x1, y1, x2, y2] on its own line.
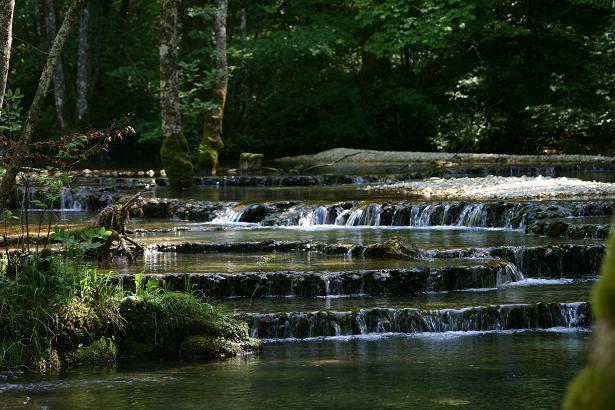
[564, 220, 615, 409]
[159, 0, 193, 188]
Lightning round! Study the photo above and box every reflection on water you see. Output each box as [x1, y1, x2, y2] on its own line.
[221, 281, 594, 313]
[132, 223, 600, 249]
[0, 332, 589, 409]
[108, 251, 497, 274]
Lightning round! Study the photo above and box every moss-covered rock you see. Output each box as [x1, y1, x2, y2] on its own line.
[543, 220, 569, 237]
[362, 236, 422, 259]
[239, 153, 264, 172]
[55, 300, 104, 351]
[160, 132, 194, 188]
[179, 334, 260, 360]
[65, 337, 117, 367]
[117, 292, 260, 360]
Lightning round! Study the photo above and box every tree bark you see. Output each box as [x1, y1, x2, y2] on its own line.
[0, 0, 85, 208]
[44, 0, 68, 131]
[238, 5, 248, 124]
[76, 1, 91, 125]
[199, 0, 228, 175]
[159, 0, 193, 188]
[0, 0, 15, 108]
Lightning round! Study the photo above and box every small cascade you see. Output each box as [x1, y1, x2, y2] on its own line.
[212, 206, 245, 223]
[299, 206, 330, 226]
[345, 207, 365, 226]
[59, 188, 86, 211]
[455, 204, 486, 227]
[495, 263, 525, 286]
[242, 302, 591, 339]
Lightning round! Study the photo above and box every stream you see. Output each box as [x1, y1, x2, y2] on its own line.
[1, 166, 612, 408]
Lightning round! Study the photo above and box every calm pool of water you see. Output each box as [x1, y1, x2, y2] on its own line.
[0, 332, 589, 409]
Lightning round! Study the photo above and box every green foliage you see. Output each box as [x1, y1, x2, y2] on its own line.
[0, 253, 123, 372]
[7, 0, 615, 160]
[0, 88, 24, 137]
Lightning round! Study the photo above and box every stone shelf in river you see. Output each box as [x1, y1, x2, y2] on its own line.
[239, 301, 591, 340]
[116, 263, 534, 298]
[149, 241, 604, 278]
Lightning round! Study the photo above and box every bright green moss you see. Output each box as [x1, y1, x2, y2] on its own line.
[65, 337, 117, 366]
[592, 228, 615, 319]
[160, 132, 194, 188]
[564, 367, 615, 410]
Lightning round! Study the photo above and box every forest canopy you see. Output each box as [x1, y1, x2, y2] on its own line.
[6, 0, 615, 163]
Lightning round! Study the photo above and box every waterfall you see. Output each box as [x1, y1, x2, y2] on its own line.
[212, 207, 245, 223]
[299, 206, 330, 226]
[495, 263, 525, 286]
[243, 302, 591, 339]
[456, 204, 486, 227]
[345, 208, 365, 226]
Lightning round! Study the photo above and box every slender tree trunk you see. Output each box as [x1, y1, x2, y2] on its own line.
[199, 0, 228, 175]
[44, 0, 68, 131]
[33, 0, 45, 45]
[0, 0, 15, 108]
[76, 1, 91, 125]
[159, 0, 193, 188]
[0, 0, 85, 208]
[238, 5, 249, 124]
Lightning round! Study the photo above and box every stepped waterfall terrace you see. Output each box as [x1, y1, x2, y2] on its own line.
[1, 171, 612, 409]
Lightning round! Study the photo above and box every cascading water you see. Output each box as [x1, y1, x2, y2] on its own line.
[242, 302, 591, 339]
[212, 207, 245, 223]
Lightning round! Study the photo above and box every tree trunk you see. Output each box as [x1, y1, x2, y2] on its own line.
[0, 0, 15, 108]
[44, 0, 68, 131]
[159, 0, 193, 188]
[0, 0, 85, 208]
[198, 0, 228, 176]
[76, 1, 91, 125]
[33, 0, 45, 45]
[238, 5, 248, 124]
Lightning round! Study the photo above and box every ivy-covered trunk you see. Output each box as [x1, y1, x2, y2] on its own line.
[198, 0, 228, 176]
[159, 0, 193, 188]
[0, 0, 15, 108]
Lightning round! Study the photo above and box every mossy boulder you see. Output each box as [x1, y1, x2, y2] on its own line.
[543, 220, 569, 237]
[362, 237, 422, 259]
[65, 337, 117, 367]
[117, 292, 260, 360]
[239, 153, 264, 172]
[179, 334, 261, 361]
[160, 132, 194, 188]
[55, 300, 104, 351]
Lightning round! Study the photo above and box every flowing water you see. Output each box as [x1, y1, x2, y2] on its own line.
[2, 169, 611, 408]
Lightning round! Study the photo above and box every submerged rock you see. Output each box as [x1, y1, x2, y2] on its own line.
[361, 237, 422, 259]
